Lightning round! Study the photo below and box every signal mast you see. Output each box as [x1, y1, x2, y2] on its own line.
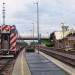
[3, 1, 6, 25]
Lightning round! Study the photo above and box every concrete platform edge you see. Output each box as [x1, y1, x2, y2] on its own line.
[12, 49, 31, 75]
[36, 50, 75, 75]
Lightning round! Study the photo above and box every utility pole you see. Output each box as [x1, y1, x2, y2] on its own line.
[3, 2, 6, 25]
[35, 2, 40, 54]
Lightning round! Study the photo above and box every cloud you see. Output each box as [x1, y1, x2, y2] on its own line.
[0, 0, 75, 36]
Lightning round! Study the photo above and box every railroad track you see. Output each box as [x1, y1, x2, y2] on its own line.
[0, 47, 25, 75]
[0, 59, 16, 75]
[39, 47, 75, 68]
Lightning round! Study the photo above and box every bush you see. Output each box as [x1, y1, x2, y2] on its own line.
[46, 43, 54, 47]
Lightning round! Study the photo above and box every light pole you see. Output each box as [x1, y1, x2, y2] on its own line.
[32, 23, 35, 47]
[3, 2, 6, 25]
[47, 32, 49, 38]
[35, 2, 40, 54]
[39, 33, 41, 44]
[61, 23, 65, 49]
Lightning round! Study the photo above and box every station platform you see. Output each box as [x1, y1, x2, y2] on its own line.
[12, 49, 31, 75]
[26, 52, 69, 75]
[12, 49, 75, 75]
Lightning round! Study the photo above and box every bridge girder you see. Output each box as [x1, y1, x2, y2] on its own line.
[17, 37, 49, 40]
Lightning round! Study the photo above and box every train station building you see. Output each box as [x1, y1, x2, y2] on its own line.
[50, 26, 75, 50]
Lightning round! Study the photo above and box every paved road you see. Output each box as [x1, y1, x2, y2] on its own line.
[26, 52, 69, 75]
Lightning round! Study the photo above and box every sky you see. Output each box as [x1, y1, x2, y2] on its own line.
[0, 0, 75, 37]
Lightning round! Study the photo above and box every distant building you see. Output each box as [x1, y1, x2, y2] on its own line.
[50, 26, 75, 50]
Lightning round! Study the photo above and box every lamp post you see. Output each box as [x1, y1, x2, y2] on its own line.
[47, 32, 49, 38]
[61, 23, 65, 49]
[35, 2, 40, 54]
[32, 23, 35, 48]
